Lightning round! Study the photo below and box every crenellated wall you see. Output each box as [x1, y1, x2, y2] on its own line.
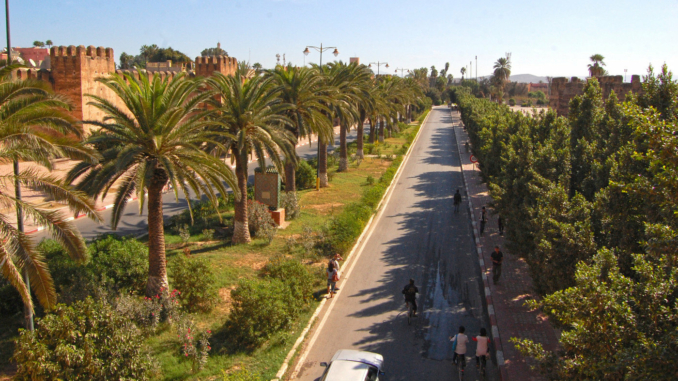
[194, 55, 238, 78]
[11, 46, 238, 133]
[549, 75, 643, 116]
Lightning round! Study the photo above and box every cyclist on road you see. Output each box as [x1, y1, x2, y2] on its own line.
[454, 189, 462, 213]
[473, 328, 492, 369]
[450, 326, 469, 368]
[402, 279, 419, 317]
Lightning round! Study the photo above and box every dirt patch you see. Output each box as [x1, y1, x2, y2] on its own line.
[305, 202, 343, 214]
[215, 286, 236, 315]
[232, 253, 268, 271]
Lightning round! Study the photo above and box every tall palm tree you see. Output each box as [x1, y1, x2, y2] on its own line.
[588, 54, 607, 77]
[67, 70, 237, 296]
[0, 65, 100, 326]
[493, 55, 512, 103]
[206, 66, 295, 244]
[325, 62, 371, 172]
[460, 67, 466, 81]
[266, 65, 333, 191]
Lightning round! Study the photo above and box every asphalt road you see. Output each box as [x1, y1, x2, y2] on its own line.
[33, 130, 359, 241]
[293, 107, 499, 381]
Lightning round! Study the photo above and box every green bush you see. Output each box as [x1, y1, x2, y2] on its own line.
[509, 98, 516, 106]
[12, 298, 156, 380]
[45, 236, 148, 302]
[247, 201, 275, 237]
[169, 255, 219, 313]
[522, 99, 533, 107]
[225, 278, 295, 348]
[295, 159, 316, 190]
[366, 175, 375, 185]
[263, 257, 316, 305]
[328, 203, 373, 253]
[281, 191, 300, 220]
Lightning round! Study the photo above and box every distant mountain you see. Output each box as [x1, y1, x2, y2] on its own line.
[508, 74, 548, 83]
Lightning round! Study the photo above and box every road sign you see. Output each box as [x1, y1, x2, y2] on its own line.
[470, 155, 478, 163]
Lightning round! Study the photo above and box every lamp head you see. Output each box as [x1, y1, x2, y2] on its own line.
[385, 63, 389, 68]
[332, 48, 339, 57]
[303, 47, 310, 56]
[368, 64, 372, 68]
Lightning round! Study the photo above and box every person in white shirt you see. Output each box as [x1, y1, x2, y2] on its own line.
[472, 328, 492, 369]
[449, 326, 469, 368]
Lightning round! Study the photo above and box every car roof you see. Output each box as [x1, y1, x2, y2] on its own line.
[330, 349, 384, 369]
[324, 360, 371, 381]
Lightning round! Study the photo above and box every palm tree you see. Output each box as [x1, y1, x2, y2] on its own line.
[45, 40, 53, 49]
[325, 62, 371, 172]
[493, 55, 512, 103]
[588, 54, 607, 77]
[67, 70, 237, 296]
[206, 65, 295, 244]
[266, 65, 333, 191]
[460, 67, 466, 81]
[0, 65, 100, 327]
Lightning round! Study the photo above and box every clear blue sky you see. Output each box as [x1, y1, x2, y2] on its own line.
[4, 0, 676, 79]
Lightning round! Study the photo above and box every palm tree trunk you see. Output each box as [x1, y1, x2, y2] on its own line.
[232, 151, 251, 244]
[318, 141, 328, 187]
[285, 159, 296, 193]
[378, 118, 385, 143]
[146, 167, 170, 297]
[356, 118, 364, 159]
[368, 117, 376, 144]
[338, 123, 348, 172]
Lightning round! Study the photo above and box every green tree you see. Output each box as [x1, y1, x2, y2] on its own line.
[205, 64, 295, 243]
[45, 40, 52, 48]
[430, 65, 438, 78]
[67, 71, 237, 296]
[32, 41, 44, 48]
[266, 64, 332, 191]
[252, 62, 263, 75]
[460, 67, 466, 80]
[492, 55, 512, 102]
[0, 65, 100, 327]
[587, 54, 607, 77]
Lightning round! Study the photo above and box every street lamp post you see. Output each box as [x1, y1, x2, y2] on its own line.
[368, 61, 389, 76]
[624, 69, 627, 82]
[303, 43, 339, 191]
[394, 68, 409, 78]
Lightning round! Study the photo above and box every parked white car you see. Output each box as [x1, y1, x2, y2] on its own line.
[319, 349, 385, 381]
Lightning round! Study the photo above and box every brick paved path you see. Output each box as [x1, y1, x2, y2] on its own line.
[452, 110, 559, 381]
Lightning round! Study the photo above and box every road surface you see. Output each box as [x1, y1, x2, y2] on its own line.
[293, 107, 499, 381]
[34, 129, 359, 241]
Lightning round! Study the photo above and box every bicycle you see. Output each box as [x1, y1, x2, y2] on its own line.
[455, 354, 466, 379]
[404, 298, 415, 325]
[477, 354, 488, 377]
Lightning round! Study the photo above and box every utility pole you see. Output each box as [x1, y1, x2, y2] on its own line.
[6, 0, 33, 332]
[475, 55, 477, 82]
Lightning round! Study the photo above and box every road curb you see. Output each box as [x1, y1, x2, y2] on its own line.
[272, 110, 432, 381]
[451, 110, 507, 381]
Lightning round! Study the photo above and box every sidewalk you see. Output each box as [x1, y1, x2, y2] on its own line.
[453, 111, 559, 380]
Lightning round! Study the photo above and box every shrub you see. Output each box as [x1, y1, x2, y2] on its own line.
[328, 203, 373, 253]
[44, 236, 148, 303]
[281, 191, 300, 220]
[175, 315, 211, 372]
[364, 143, 374, 154]
[247, 201, 275, 236]
[295, 160, 316, 190]
[509, 98, 516, 106]
[536, 98, 546, 106]
[263, 257, 316, 305]
[12, 298, 156, 380]
[366, 175, 375, 185]
[202, 228, 215, 241]
[179, 224, 191, 245]
[114, 294, 162, 332]
[169, 255, 219, 313]
[258, 222, 277, 244]
[522, 99, 533, 107]
[225, 278, 295, 348]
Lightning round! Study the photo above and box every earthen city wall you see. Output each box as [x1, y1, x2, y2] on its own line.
[549, 75, 643, 116]
[13, 45, 238, 133]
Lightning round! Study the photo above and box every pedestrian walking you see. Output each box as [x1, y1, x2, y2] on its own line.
[491, 245, 503, 284]
[330, 253, 343, 290]
[465, 141, 470, 153]
[326, 261, 339, 298]
[480, 206, 487, 236]
[498, 216, 504, 236]
[449, 326, 469, 367]
[453, 189, 462, 214]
